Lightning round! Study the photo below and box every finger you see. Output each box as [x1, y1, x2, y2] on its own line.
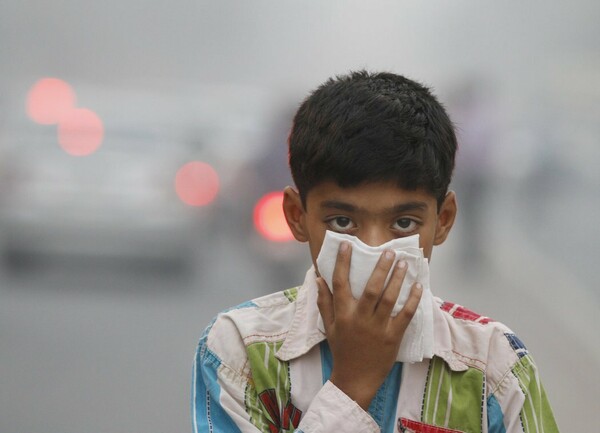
[391, 282, 423, 333]
[330, 241, 353, 306]
[357, 249, 395, 315]
[316, 277, 334, 329]
[374, 259, 408, 320]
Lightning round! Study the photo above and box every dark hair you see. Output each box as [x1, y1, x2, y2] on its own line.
[288, 70, 457, 210]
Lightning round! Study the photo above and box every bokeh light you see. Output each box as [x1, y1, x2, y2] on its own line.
[27, 78, 77, 125]
[175, 161, 220, 206]
[57, 108, 104, 156]
[253, 191, 294, 242]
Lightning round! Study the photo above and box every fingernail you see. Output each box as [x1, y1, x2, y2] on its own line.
[339, 242, 349, 252]
[416, 283, 423, 291]
[397, 260, 407, 269]
[384, 250, 394, 260]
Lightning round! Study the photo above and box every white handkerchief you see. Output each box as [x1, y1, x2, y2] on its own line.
[315, 231, 434, 363]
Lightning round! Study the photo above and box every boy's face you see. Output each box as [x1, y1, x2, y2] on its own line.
[283, 181, 457, 269]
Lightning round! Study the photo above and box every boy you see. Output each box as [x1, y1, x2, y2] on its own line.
[192, 71, 559, 433]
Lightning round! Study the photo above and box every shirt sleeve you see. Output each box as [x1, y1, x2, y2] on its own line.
[297, 381, 379, 433]
[487, 352, 560, 433]
[192, 337, 379, 433]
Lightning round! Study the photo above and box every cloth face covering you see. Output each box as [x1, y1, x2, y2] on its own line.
[316, 230, 434, 363]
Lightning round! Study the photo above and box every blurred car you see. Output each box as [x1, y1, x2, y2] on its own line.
[0, 126, 202, 270]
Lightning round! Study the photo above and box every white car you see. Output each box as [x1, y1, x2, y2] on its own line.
[0, 126, 203, 269]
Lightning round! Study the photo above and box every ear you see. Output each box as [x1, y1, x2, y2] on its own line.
[282, 186, 309, 242]
[433, 191, 457, 246]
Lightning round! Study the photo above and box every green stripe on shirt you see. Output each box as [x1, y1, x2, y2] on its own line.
[512, 355, 559, 433]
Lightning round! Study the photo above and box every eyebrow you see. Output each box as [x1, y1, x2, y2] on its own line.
[320, 200, 428, 214]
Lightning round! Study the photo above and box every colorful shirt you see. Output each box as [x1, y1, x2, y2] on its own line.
[192, 269, 560, 433]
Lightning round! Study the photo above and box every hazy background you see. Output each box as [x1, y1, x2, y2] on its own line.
[1, 1, 598, 432]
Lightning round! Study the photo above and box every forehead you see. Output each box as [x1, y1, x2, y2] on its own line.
[305, 181, 436, 213]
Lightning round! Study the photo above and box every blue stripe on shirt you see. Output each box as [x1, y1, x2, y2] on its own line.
[377, 363, 402, 433]
[193, 345, 242, 433]
[192, 301, 256, 433]
[487, 394, 507, 433]
[319, 340, 333, 384]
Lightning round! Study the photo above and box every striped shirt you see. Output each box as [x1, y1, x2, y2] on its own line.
[192, 269, 560, 433]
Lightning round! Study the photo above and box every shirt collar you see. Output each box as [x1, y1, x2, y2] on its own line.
[275, 267, 468, 372]
[275, 267, 326, 361]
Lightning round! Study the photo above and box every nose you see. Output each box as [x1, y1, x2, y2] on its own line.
[359, 227, 395, 248]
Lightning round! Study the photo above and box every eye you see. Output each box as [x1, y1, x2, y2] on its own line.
[326, 216, 356, 232]
[393, 218, 419, 234]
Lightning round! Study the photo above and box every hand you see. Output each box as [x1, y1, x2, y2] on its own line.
[316, 241, 422, 410]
